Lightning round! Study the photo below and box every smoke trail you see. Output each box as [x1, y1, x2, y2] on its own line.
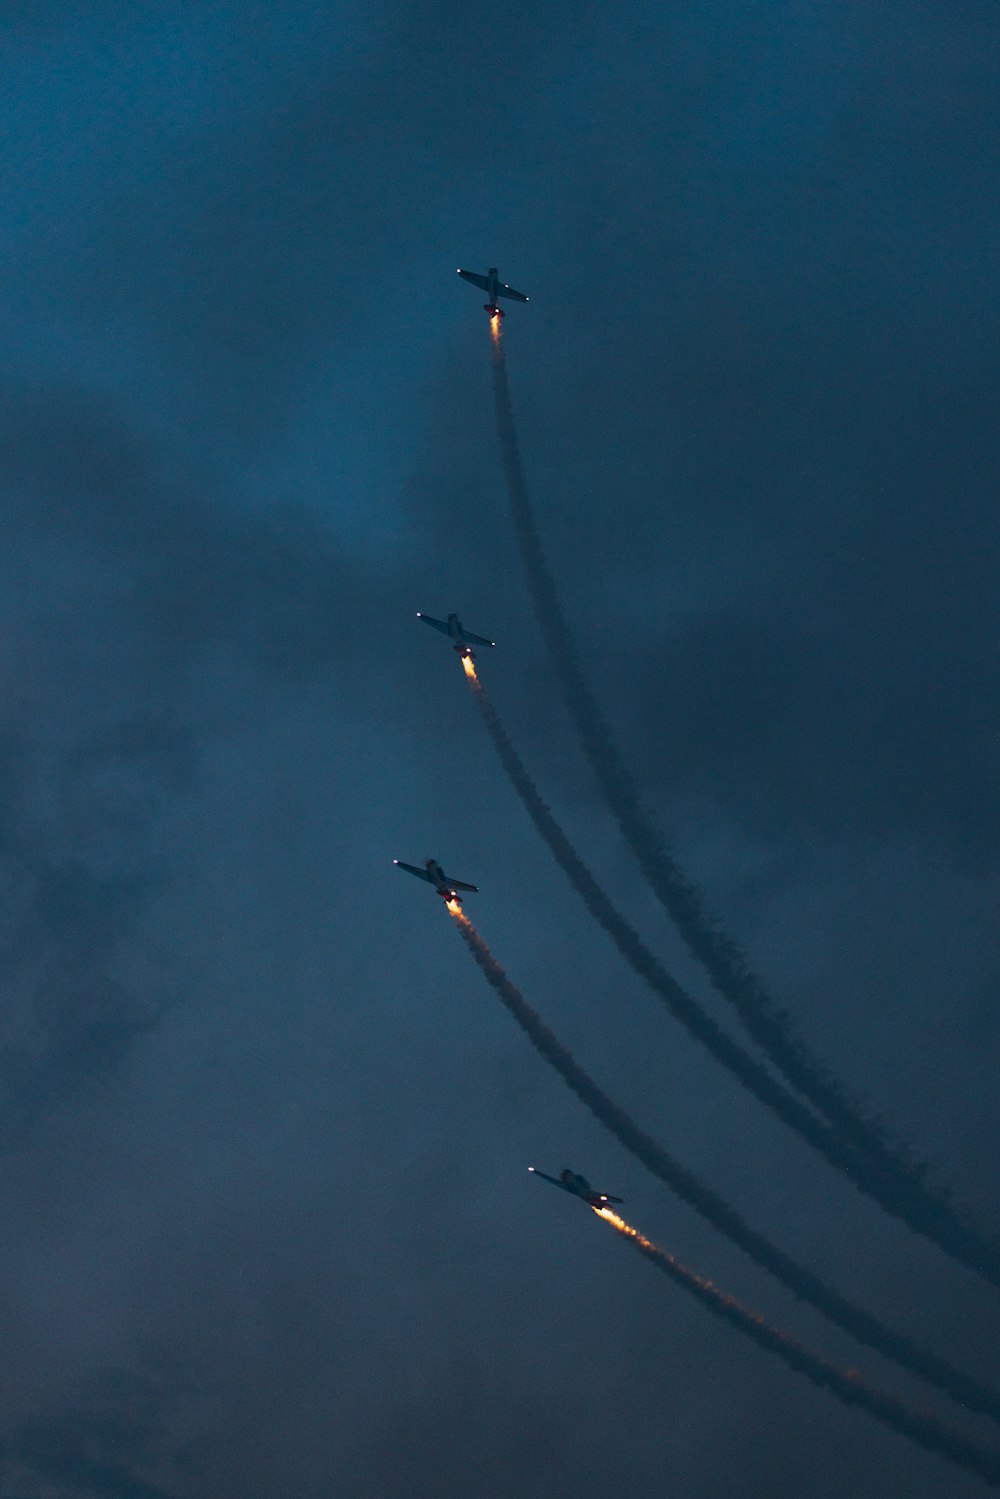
[488, 327, 907, 1150]
[446, 902, 1000, 1425]
[591, 1207, 1000, 1490]
[462, 659, 1000, 1286]
[488, 329, 996, 1280]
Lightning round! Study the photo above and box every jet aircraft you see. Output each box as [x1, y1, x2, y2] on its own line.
[417, 611, 495, 660]
[529, 1167, 624, 1209]
[457, 266, 529, 318]
[394, 858, 479, 905]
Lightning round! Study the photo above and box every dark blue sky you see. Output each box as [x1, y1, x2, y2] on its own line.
[1, 4, 999, 1495]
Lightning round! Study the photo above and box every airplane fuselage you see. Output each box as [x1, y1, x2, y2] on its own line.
[560, 1170, 613, 1208]
[425, 858, 460, 901]
[529, 1166, 623, 1209]
[483, 267, 504, 318]
[457, 265, 527, 319]
[416, 610, 494, 660]
[446, 613, 473, 657]
[394, 856, 478, 906]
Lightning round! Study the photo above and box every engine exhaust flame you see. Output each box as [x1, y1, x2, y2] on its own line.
[590, 1207, 1000, 1489]
[444, 901, 1000, 1424]
[594, 1206, 653, 1240]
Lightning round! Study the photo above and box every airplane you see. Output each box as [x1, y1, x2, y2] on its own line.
[394, 857, 479, 905]
[417, 611, 495, 660]
[528, 1166, 624, 1209]
[457, 266, 529, 318]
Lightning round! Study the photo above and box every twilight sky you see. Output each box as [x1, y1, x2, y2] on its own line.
[1, 3, 999, 1495]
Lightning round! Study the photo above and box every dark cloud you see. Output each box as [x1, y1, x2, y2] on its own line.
[1, 5, 998, 1498]
[2, 1365, 191, 1498]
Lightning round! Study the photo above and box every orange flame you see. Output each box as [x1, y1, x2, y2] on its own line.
[461, 655, 477, 680]
[595, 1207, 737, 1303]
[446, 898, 464, 917]
[490, 312, 501, 343]
[594, 1206, 656, 1250]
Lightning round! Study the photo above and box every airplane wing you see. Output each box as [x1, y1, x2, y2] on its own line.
[447, 878, 479, 893]
[602, 1195, 624, 1205]
[496, 281, 528, 303]
[462, 630, 495, 648]
[457, 269, 490, 291]
[528, 1167, 574, 1194]
[417, 613, 451, 635]
[394, 861, 434, 883]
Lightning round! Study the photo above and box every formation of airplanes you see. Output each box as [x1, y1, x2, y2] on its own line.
[397, 267, 623, 1214]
